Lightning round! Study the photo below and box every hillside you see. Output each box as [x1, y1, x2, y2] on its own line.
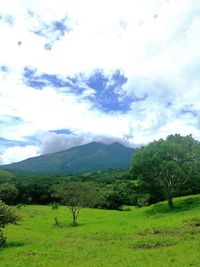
[2, 195, 200, 266]
[1, 142, 135, 174]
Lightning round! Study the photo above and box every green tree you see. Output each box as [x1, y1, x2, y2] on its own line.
[0, 183, 18, 205]
[52, 182, 96, 226]
[0, 170, 14, 182]
[131, 134, 200, 209]
[0, 201, 19, 246]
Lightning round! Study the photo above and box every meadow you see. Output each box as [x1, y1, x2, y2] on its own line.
[1, 195, 200, 267]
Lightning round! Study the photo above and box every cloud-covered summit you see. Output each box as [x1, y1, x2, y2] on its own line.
[1, 0, 200, 164]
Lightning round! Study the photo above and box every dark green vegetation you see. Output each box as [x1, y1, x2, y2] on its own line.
[131, 134, 200, 209]
[0, 201, 18, 246]
[1, 195, 200, 266]
[0, 135, 200, 211]
[0, 168, 135, 209]
[1, 142, 134, 174]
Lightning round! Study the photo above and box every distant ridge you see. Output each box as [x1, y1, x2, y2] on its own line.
[1, 142, 135, 174]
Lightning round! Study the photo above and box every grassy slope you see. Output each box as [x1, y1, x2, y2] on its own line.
[1, 195, 200, 267]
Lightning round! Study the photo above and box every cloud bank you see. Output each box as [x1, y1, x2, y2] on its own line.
[1, 0, 200, 163]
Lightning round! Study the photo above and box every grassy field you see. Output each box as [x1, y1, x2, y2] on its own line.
[1, 195, 200, 267]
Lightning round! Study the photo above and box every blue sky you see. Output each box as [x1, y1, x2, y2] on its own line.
[1, 0, 200, 164]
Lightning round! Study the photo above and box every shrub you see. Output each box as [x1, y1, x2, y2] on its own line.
[137, 194, 151, 207]
[0, 201, 19, 247]
[51, 202, 59, 210]
[189, 217, 200, 227]
[0, 229, 6, 247]
[0, 201, 18, 228]
[97, 191, 124, 210]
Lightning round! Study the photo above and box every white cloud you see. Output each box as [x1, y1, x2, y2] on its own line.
[1, 0, 200, 163]
[0, 145, 39, 164]
[38, 131, 135, 155]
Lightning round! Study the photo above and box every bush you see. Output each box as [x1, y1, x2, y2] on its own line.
[0, 201, 18, 228]
[97, 191, 124, 210]
[0, 229, 6, 247]
[137, 194, 151, 207]
[0, 201, 19, 247]
[184, 216, 200, 227]
[51, 202, 59, 210]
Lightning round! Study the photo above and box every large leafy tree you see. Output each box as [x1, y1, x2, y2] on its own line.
[131, 134, 200, 209]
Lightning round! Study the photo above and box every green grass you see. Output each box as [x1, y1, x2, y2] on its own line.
[1, 195, 200, 267]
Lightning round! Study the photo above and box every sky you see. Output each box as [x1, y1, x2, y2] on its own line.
[1, 0, 200, 164]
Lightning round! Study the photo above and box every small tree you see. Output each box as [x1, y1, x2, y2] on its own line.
[0, 201, 19, 246]
[52, 182, 96, 226]
[131, 134, 200, 209]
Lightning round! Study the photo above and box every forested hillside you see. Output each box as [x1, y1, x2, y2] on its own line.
[1, 142, 134, 174]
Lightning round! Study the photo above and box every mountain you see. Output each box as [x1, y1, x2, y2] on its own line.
[1, 142, 135, 174]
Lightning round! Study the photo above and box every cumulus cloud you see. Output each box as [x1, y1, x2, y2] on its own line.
[1, 0, 200, 163]
[38, 132, 86, 155]
[0, 145, 39, 164]
[38, 130, 137, 156]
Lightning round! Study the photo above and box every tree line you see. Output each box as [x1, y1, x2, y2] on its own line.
[0, 168, 138, 208]
[0, 134, 200, 210]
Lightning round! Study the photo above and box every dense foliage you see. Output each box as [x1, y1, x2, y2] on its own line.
[131, 134, 200, 208]
[0, 201, 18, 228]
[0, 168, 136, 209]
[0, 201, 19, 246]
[0, 134, 200, 210]
[2, 142, 134, 174]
